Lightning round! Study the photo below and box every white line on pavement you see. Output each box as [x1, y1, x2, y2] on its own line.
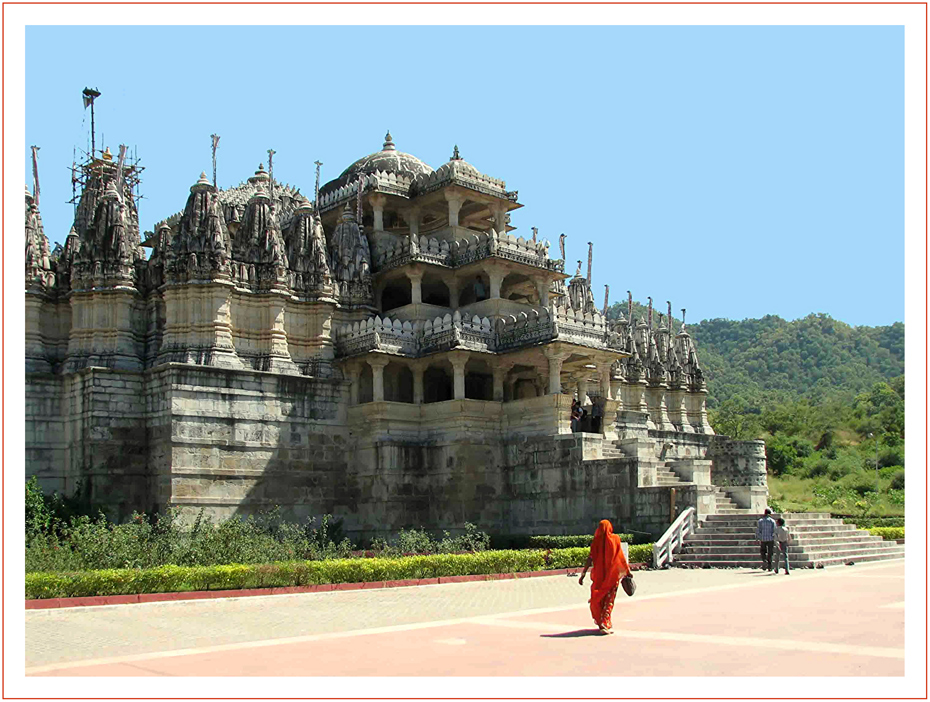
[472, 619, 905, 660]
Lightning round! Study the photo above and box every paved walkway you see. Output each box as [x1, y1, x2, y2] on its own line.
[26, 560, 904, 677]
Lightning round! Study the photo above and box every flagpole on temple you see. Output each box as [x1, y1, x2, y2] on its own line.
[211, 135, 220, 189]
[30, 145, 40, 207]
[82, 88, 100, 157]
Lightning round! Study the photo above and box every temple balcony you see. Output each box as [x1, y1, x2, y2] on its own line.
[334, 306, 628, 359]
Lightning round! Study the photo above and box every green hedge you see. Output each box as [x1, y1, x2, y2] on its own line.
[26, 545, 654, 600]
[528, 534, 634, 549]
[868, 527, 904, 540]
[838, 516, 905, 529]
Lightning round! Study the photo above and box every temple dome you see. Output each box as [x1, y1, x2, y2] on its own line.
[320, 131, 433, 195]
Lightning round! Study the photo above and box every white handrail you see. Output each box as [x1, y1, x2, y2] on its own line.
[652, 507, 696, 569]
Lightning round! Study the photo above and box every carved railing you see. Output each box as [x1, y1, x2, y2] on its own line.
[335, 315, 418, 357]
[318, 170, 414, 213]
[450, 230, 557, 271]
[335, 304, 630, 359]
[652, 507, 696, 569]
[420, 311, 495, 354]
[415, 162, 509, 200]
[374, 235, 452, 272]
[496, 308, 557, 351]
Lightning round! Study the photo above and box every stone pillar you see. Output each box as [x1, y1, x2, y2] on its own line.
[575, 374, 589, 405]
[449, 351, 469, 400]
[598, 364, 612, 400]
[265, 296, 299, 374]
[368, 355, 389, 402]
[369, 193, 387, 232]
[491, 204, 507, 235]
[544, 349, 569, 395]
[408, 269, 423, 305]
[445, 192, 465, 228]
[492, 362, 512, 402]
[489, 268, 505, 299]
[412, 362, 424, 405]
[448, 278, 461, 310]
[537, 279, 550, 307]
[406, 206, 420, 237]
[347, 364, 360, 405]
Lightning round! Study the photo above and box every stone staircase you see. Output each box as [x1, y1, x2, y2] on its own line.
[712, 487, 754, 515]
[672, 512, 905, 569]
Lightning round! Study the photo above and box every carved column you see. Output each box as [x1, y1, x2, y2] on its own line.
[537, 278, 550, 307]
[368, 355, 389, 402]
[491, 204, 507, 235]
[408, 269, 423, 305]
[448, 278, 461, 310]
[492, 361, 513, 402]
[488, 268, 505, 299]
[598, 363, 612, 400]
[575, 374, 589, 405]
[412, 362, 425, 405]
[445, 192, 465, 228]
[369, 193, 387, 232]
[449, 351, 469, 400]
[544, 348, 569, 395]
[406, 206, 420, 237]
[347, 363, 360, 405]
[265, 296, 299, 374]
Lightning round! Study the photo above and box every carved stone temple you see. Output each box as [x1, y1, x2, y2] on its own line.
[24, 133, 767, 539]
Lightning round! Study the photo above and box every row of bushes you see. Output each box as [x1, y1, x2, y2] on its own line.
[26, 545, 654, 599]
[527, 534, 634, 549]
[868, 527, 905, 540]
[840, 516, 905, 529]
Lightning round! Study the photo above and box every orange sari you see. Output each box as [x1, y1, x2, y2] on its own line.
[589, 520, 631, 630]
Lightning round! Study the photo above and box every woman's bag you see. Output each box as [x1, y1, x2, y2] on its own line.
[621, 573, 636, 597]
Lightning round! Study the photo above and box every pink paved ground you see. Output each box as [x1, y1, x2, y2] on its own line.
[29, 561, 904, 677]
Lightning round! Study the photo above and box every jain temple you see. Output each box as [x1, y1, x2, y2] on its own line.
[24, 132, 768, 540]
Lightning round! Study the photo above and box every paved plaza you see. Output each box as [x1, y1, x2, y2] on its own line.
[25, 560, 904, 677]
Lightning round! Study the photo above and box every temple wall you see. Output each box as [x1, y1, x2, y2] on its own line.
[149, 365, 349, 523]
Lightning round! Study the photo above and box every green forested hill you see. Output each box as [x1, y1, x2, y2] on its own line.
[606, 304, 904, 408]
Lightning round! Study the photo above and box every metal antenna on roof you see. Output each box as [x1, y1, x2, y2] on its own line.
[211, 134, 220, 188]
[82, 87, 100, 157]
[30, 145, 40, 207]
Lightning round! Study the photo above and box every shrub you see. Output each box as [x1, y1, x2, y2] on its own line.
[868, 527, 904, 540]
[25, 545, 656, 599]
[527, 534, 633, 549]
[889, 469, 905, 490]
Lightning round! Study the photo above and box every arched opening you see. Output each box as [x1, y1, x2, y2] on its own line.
[423, 364, 453, 403]
[458, 272, 490, 306]
[421, 275, 450, 307]
[465, 358, 494, 401]
[501, 272, 538, 305]
[513, 378, 540, 400]
[381, 278, 412, 313]
[384, 362, 414, 403]
[358, 363, 374, 404]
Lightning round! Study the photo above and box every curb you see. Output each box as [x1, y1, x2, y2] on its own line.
[25, 563, 646, 610]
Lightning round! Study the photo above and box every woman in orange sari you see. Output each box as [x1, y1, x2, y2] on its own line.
[578, 520, 631, 634]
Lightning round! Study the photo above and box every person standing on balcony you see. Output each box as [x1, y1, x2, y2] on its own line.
[756, 508, 777, 572]
[578, 520, 631, 635]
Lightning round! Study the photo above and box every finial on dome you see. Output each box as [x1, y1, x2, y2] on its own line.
[102, 147, 113, 161]
[197, 172, 210, 185]
[451, 145, 461, 160]
[341, 200, 356, 222]
[383, 131, 395, 151]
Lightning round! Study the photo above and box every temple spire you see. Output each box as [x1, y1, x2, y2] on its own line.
[586, 241, 593, 285]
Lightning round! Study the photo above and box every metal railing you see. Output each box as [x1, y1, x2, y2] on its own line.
[652, 507, 696, 569]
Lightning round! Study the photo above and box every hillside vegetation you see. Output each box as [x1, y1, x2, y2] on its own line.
[606, 303, 905, 516]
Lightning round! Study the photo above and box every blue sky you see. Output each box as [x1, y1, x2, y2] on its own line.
[25, 25, 904, 327]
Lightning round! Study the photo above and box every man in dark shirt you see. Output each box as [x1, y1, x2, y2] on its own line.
[755, 507, 777, 572]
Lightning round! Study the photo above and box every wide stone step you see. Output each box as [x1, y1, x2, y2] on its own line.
[671, 551, 905, 569]
[681, 542, 891, 556]
[686, 534, 882, 547]
[674, 548, 904, 566]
